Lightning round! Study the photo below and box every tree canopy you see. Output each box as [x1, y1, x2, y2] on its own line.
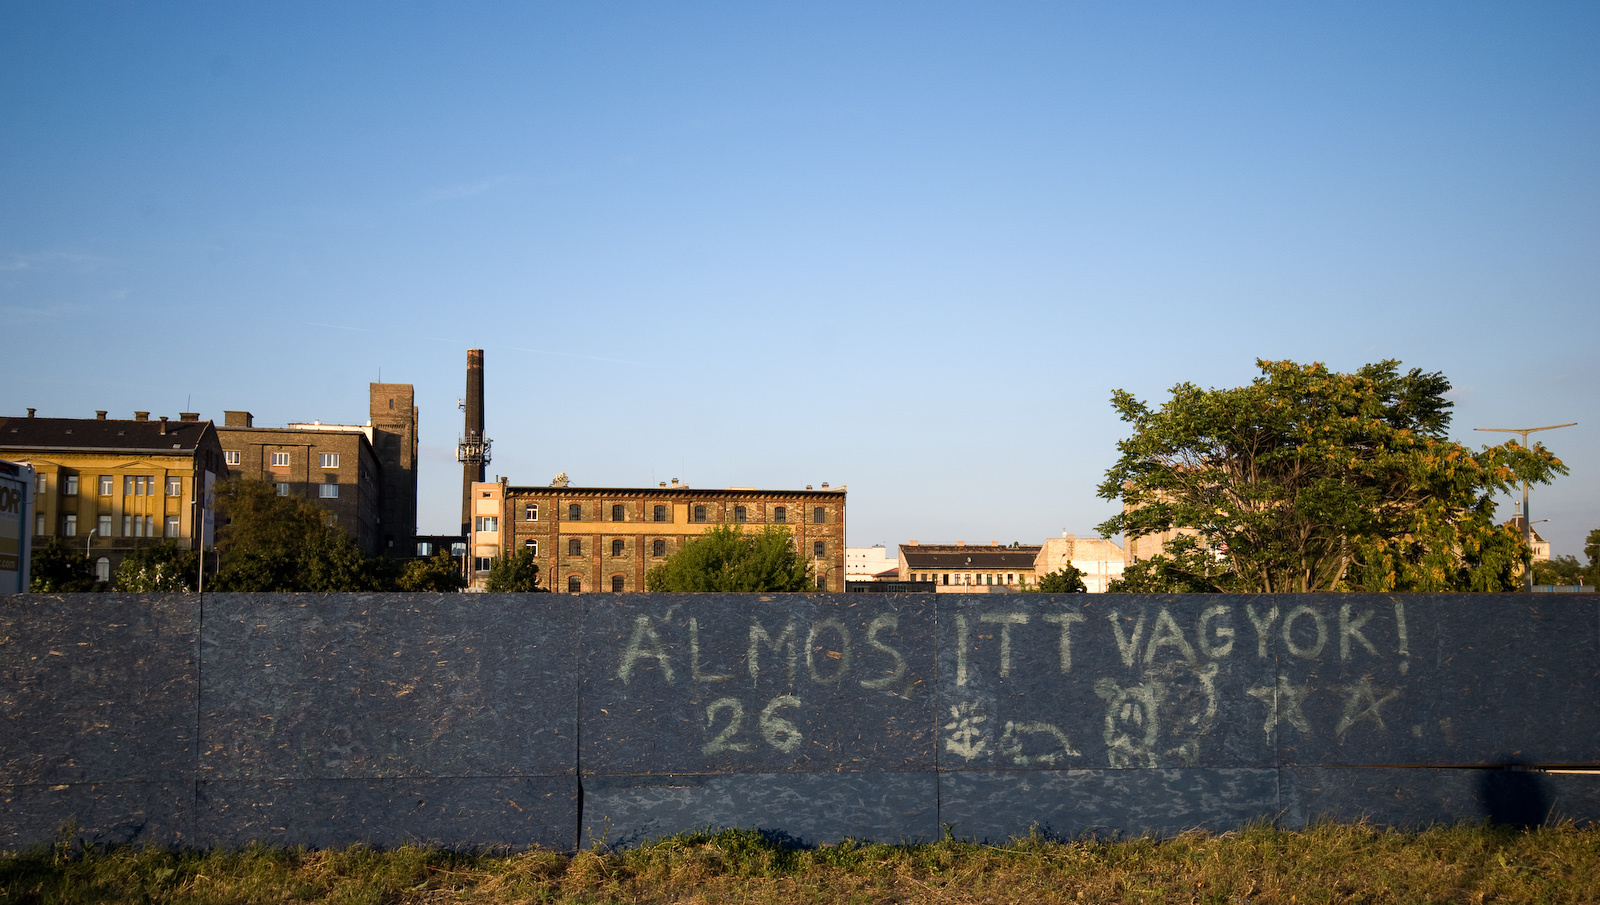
[396, 550, 468, 593]
[1028, 565, 1088, 593]
[1097, 359, 1566, 593]
[645, 525, 814, 592]
[116, 541, 198, 592]
[210, 478, 391, 591]
[28, 537, 99, 592]
[484, 547, 547, 592]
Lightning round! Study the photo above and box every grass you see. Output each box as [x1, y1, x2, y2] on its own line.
[3, 822, 1598, 904]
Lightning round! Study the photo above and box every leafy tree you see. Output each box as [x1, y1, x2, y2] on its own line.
[1027, 564, 1088, 593]
[397, 550, 469, 592]
[1585, 528, 1600, 588]
[1098, 359, 1566, 593]
[645, 525, 813, 592]
[1530, 555, 1583, 587]
[115, 541, 198, 592]
[29, 537, 99, 592]
[1107, 535, 1235, 593]
[484, 547, 547, 592]
[210, 478, 388, 591]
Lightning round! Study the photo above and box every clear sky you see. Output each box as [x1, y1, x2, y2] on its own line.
[4, 3, 1597, 558]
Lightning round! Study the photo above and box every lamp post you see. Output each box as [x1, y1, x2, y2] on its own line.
[1473, 422, 1576, 591]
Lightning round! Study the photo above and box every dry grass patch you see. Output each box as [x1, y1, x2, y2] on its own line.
[2, 822, 1597, 904]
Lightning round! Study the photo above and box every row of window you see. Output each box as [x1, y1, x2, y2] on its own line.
[914, 573, 1020, 585]
[42, 513, 180, 538]
[226, 451, 341, 469]
[554, 574, 829, 593]
[36, 474, 183, 497]
[511, 537, 832, 559]
[524, 503, 830, 524]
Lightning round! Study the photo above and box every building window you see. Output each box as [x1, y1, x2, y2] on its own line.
[122, 515, 132, 536]
[773, 506, 786, 523]
[95, 557, 111, 584]
[474, 557, 493, 572]
[165, 516, 180, 538]
[813, 541, 825, 558]
[63, 514, 77, 536]
[450, 542, 466, 556]
[568, 538, 582, 556]
[98, 475, 113, 495]
[942, 574, 949, 585]
[525, 504, 538, 521]
[63, 475, 78, 496]
[417, 542, 434, 556]
[652, 539, 666, 557]
[475, 515, 498, 532]
[814, 506, 826, 524]
[275, 482, 289, 496]
[167, 476, 182, 497]
[35, 474, 46, 494]
[816, 575, 826, 591]
[693, 505, 706, 523]
[734, 505, 746, 523]
[123, 476, 134, 496]
[653, 505, 667, 522]
[35, 514, 45, 535]
[567, 576, 581, 593]
[224, 450, 240, 466]
[611, 504, 625, 521]
[1007, 573, 1015, 584]
[317, 453, 338, 468]
[612, 575, 624, 592]
[98, 515, 112, 537]
[319, 483, 339, 499]
[524, 539, 538, 556]
[271, 452, 290, 467]
[568, 503, 582, 521]
[611, 539, 624, 557]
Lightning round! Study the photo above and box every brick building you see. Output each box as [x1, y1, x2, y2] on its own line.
[898, 534, 1126, 592]
[0, 408, 226, 582]
[214, 383, 418, 557]
[474, 479, 847, 592]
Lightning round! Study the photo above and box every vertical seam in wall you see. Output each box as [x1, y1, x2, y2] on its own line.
[192, 591, 204, 847]
[931, 592, 941, 838]
[573, 598, 584, 852]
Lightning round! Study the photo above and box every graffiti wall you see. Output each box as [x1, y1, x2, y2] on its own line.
[2, 592, 1596, 851]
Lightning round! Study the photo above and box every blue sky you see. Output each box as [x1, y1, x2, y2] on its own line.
[4, 2, 1597, 557]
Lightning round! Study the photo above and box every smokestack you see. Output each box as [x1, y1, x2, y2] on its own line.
[458, 348, 489, 535]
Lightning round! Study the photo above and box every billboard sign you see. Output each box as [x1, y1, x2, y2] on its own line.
[0, 459, 34, 592]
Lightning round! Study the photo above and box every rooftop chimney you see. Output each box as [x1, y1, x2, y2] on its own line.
[134, 411, 149, 421]
[224, 411, 253, 428]
[95, 411, 107, 420]
[179, 412, 199, 422]
[821, 482, 829, 488]
[459, 349, 489, 535]
[26, 408, 35, 418]
[159, 416, 169, 434]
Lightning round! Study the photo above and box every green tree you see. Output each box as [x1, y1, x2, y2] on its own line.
[397, 550, 469, 592]
[115, 541, 198, 592]
[484, 547, 547, 592]
[1530, 555, 1583, 587]
[1584, 528, 1600, 588]
[645, 525, 814, 592]
[28, 536, 98, 592]
[1098, 359, 1566, 593]
[1027, 564, 1088, 593]
[211, 478, 388, 591]
[1107, 535, 1236, 593]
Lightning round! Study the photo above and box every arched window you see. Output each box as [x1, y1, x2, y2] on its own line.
[813, 506, 826, 524]
[95, 557, 111, 584]
[693, 505, 706, 523]
[611, 575, 625, 592]
[568, 538, 582, 556]
[567, 576, 581, 593]
[652, 539, 666, 557]
[611, 539, 624, 557]
[734, 505, 746, 522]
[773, 506, 786, 523]
[653, 505, 667, 522]
[611, 504, 624, 521]
[524, 539, 538, 556]
[568, 503, 582, 521]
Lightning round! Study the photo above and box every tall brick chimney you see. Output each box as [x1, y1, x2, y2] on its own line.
[458, 349, 490, 535]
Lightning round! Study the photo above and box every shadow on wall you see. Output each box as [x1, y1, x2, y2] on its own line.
[1478, 759, 1550, 829]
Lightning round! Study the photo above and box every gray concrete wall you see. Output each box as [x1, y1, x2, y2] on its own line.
[2, 592, 1596, 851]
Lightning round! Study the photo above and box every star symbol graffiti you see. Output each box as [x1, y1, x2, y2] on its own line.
[943, 701, 990, 761]
[1336, 676, 1400, 738]
[1246, 676, 1314, 740]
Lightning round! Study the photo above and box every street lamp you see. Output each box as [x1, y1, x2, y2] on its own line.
[1473, 422, 1576, 591]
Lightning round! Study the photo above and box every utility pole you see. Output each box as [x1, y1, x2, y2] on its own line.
[1473, 422, 1576, 591]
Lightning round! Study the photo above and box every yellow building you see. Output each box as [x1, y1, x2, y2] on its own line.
[473, 478, 847, 592]
[0, 409, 226, 582]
